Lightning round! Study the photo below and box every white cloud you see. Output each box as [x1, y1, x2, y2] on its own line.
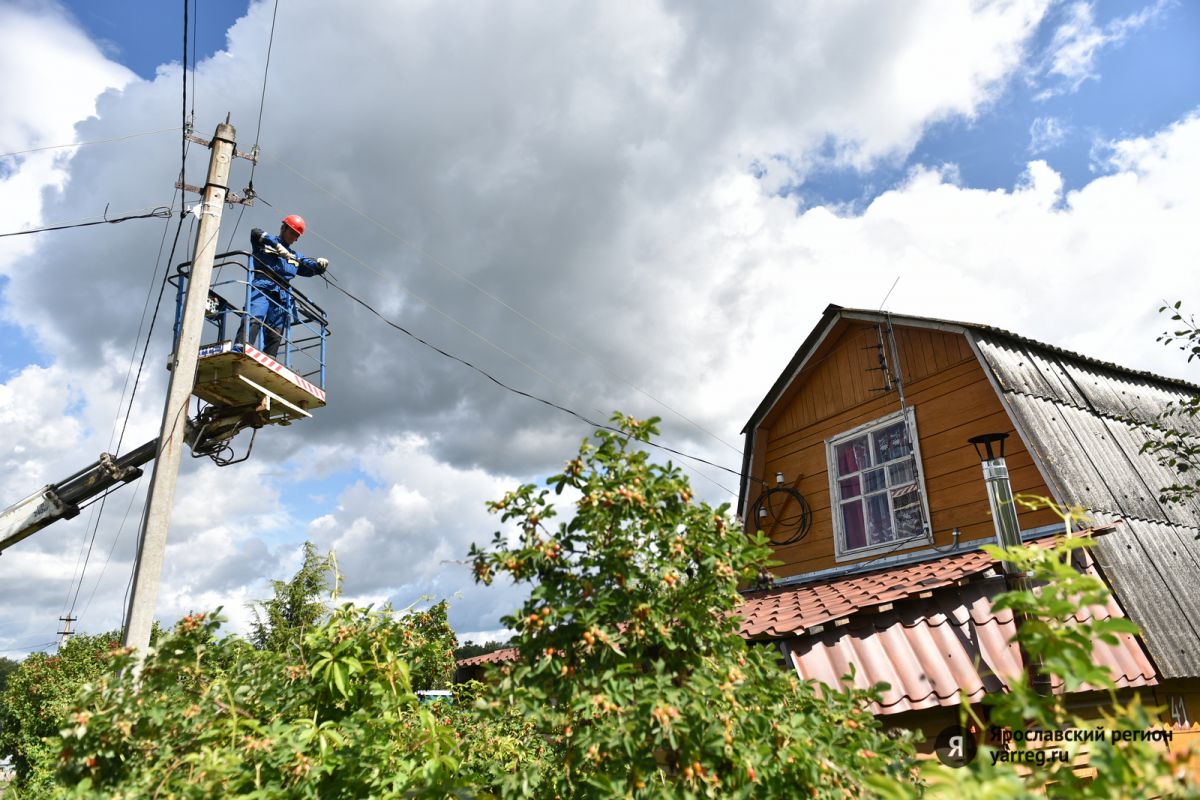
[1036, 0, 1167, 98]
[1028, 115, 1069, 153]
[0, 2, 134, 270]
[2, 0, 1196, 651]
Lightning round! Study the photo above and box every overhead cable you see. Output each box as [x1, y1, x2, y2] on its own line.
[324, 273, 753, 491]
[305, 229, 610, 420]
[0, 641, 57, 654]
[223, 0, 281, 251]
[65, 0, 199, 637]
[0, 127, 181, 161]
[304, 229, 733, 495]
[0, 206, 173, 239]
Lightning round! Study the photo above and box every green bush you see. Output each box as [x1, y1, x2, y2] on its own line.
[469, 414, 917, 798]
[22, 416, 1196, 797]
[0, 631, 121, 794]
[55, 606, 465, 798]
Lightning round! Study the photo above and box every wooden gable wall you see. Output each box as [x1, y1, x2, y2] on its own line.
[749, 320, 1060, 579]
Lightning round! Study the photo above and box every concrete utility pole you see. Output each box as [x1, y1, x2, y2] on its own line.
[57, 615, 76, 647]
[122, 119, 237, 663]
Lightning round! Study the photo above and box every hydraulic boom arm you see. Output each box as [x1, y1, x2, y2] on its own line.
[0, 438, 159, 554]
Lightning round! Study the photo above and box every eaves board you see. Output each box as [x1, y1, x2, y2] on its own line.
[1088, 513, 1200, 678]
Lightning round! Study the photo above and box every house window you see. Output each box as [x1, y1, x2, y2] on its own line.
[827, 409, 930, 559]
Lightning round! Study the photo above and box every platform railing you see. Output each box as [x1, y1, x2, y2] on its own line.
[170, 250, 330, 391]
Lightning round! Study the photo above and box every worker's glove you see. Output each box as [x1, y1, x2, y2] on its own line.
[262, 241, 290, 257]
[250, 228, 266, 247]
[316, 258, 329, 273]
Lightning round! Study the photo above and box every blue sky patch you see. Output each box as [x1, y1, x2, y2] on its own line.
[790, 1, 1200, 210]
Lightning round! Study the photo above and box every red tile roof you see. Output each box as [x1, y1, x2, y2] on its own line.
[737, 548, 999, 639]
[787, 572, 1156, 715]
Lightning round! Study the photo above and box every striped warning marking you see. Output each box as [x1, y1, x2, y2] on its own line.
[243, 344, 327, 402]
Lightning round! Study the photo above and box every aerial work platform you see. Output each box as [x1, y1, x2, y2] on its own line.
[169, 250, 330, 458]
[194, 341, 327, 423]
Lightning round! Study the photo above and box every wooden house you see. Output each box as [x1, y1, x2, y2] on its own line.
[736, 304, 1200, 757]
[458, 303, 1200, 764]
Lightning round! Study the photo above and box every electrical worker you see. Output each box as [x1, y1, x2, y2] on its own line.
[244, 214, 328, 359]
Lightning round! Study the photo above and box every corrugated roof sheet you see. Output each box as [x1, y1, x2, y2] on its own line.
[787, 574, 1156, 715]
[973, 328, 1200, 678]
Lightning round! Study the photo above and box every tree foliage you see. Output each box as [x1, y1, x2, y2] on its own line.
[13, 417, 1198, 797]
[0, 655, 17, 692]
[53, 607, 466, 798]
[0, 632, 121, 795]
[1140, 301, 1200, 504]
[469, 414, 917, 798]
[250, 540, 335, 653]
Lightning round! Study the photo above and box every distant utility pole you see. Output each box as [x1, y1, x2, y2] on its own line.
[57, 614, 76, 647]
[121, 118, 237, 664]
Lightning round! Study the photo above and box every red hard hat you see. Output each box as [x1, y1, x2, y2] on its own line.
[282, 214, 306, 235]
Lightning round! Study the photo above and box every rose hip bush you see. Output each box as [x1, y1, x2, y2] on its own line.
[469, 414, 917, 798]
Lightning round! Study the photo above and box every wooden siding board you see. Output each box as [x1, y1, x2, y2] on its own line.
[765, 359, 985, 460]
[761, 328, 1056, 578]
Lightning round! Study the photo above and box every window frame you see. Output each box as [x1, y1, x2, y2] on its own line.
[825, 407, 933, 562]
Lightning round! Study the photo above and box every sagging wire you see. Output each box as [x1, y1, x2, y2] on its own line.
[322, 271, 757, 492]
[0, 127, 181, 161]
[0, 205, 173, 238]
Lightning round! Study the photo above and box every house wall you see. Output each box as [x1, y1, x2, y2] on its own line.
[1160, 680, 1200, 760]
[750, 321, 1061, 579]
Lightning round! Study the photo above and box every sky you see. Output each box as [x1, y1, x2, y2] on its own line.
[0, 0, 1197, 656]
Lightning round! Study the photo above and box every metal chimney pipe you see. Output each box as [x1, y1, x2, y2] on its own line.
[969, 432, 1046, 692]
[968, 433, 1023, 555]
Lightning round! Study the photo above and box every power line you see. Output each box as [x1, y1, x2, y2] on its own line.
[304, 226, 735, 494]
[269, 155, 743, 457]
[0, 206, 172, 239]
[222, 0, 281, 252]
[0, 641, 57, 654]
[65, 0, 199, 634]
[0, 127, 180, 161]
[305, 228, 611, 422]
[78, 479, 146, 625]
[324, 272, 753, 491]
[250, 0, 281, 184]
